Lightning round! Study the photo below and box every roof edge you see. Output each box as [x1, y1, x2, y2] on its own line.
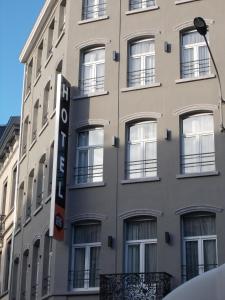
[19, 0, 57, 63]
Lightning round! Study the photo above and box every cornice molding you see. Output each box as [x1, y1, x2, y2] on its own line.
[123, 29, 161, 41]
[173, 104, 218, 116]
[119, 209, 163, 219]
[120, 112, 162, 123]
[174, 18, 215, 31]
[175, 205, 224, 215]
[75, 38, 111, 50]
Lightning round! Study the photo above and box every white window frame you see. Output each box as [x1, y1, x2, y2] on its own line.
[76, 127, 104, 184]
[181, 30, 210, 78]
[80, 47, 105, 95]
[127, 120, 157, 179]
[130, 0, 156, 10]
[128, 38, 155, 87]
[181, 113, 215, 174]
[182, 235, 218, 280]
[83, 0, 106, 20]
[125, 238, 157, 273]
[71, 223, 101, 291]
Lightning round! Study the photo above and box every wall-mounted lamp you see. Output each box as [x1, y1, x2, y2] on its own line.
[165, 232, 171, 244]
[165, 129, 172, 141]
[108, 236, 113, 248]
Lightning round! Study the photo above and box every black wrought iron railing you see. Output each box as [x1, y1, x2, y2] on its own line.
[69, 269, 100, 289]
[181, 264, 218, 282]
[125, 159, 157, 179]
[31, 283, 38, 299]
[181, 58, 210, 78]
[100, 272, 172, 300]
[130, 0, 156, 10]
[82, 1, 106, 20]
[79, 75, 105, 95]
[128, 67, 155, 87]
[42, 276, 51, 296]
[75, 164, 103, 184]
[181, 152, 215, 173]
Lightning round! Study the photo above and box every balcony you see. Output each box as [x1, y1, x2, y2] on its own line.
[128, 67, 155, 87]
[181, 152, 215, 174]
[125, 159, 157, 179]
[79, 75, 105, 96]
[74, 164, 103, 184]
[100, 272, 172, 300]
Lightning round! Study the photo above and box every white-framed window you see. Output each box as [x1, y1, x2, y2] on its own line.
[25, 58, 33, 95]
[129, 0, 156, 10]
[181, 113, 215, 174]
[58, 0, 66, 36]
[128, 38, 155, 87]
[76, 127, 104, 184]
[36, 41, 43, 77]
[47, 19, 55, 58]
[30, 240, 40, 300]
[80, 47, 105, 95]
[42, 82, 50, 126]
[181, 30, 210, 78]
[26, 169, 35, 219]
[125, 217, 157, 273]
[20, 250, 29, 300]
[182, 212, 217, 282]
[71, 222, 101, 290]
[22, 116, 29, 155]
[32, 100, 39, 141]
[82, 0, 106, 20]
[126, 121, 157, 179]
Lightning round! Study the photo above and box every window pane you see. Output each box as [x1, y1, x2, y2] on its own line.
[199, 46, 210, 75]
[130, 40, 151, 56]
[129, 57, 141, 86]
[146, 55, 155, 84]
[127, 245, 140, 273]
[183, 213, 216, 237]
[185, 241, 199, 280]
[128, 143, 142, 179]
[74, 248, 85, 288]
[145, 243, 157, 272]
[77, 150, 88, 183]
[126, 219, 157, 241]
[145, 141, 157, 177]
[204, 240, 217, 272]
[142, 122, 156, 140]
[88, 128, 104, 146]
[92, 148, 103, 182]
[89, 247, 100, 287]
[96, 63, 104, 91]
[74, 223, 101, 243]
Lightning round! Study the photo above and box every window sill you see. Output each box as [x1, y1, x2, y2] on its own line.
[70, 288, 99, 295]
[24, 90, 31, 102]
[55, 29, 65, 48]
[45, 195, 51, 204]
[175, 74, 215, 84]
[50, 109, 56, 119]
[121, 177, 160, 184]
[69, 182, 105, 189]
[0, 291, 8, 298]
[44, 52, 53, 68]
[175, 0, 200, 4]
[121, 82, 161, 93]
[125, 5, 159, 15]
[15, 227, 21, 236]
[29, 139, 37, 151]
[33, 204, 43, 216]
[23, 216, 31, 227]
[33, 72, 41, 87]
[176, 170, 219, 179]
[73, 90, 109, 100]
[19, 152, 27, 164]
[38, 121, 49, 137]
[78, 15, 109, 25]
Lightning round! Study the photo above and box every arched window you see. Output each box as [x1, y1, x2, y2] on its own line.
[180, 29, 210, 79]
[42, 232, 51, 296]
[36, 154, 46, 207]
[22, 116, 29, 155]
[32, 100, 39, 141]
[128, 38, 155, 87]
[71, 221, 101, 290]
[30, 240, 40, 299]
[76, 127, 104, 184]
[126, 120, 157, 179]
[58, 0, 66, 36]
[20, 249, 29, 300]
[125, 216, 157, 273]
[42, 82, 50, 126]
[26, 169, 35, 219]
[181, 212, 217, 282]
[80, 47, 105, 95]
[11, 257, 19, 300]
[180, 112, 215, 174]
[16, 182, 24, 229]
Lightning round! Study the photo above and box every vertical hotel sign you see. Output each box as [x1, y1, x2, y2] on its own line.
[50, 74, 70, 240]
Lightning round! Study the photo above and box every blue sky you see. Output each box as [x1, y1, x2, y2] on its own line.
[0, 0, 45, 125]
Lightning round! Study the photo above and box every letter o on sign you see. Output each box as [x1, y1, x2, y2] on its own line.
[61, 108, 68, 124]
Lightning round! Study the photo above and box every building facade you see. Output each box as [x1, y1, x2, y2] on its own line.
[11, 0, 225, 299]
[0, 117, 20, 300]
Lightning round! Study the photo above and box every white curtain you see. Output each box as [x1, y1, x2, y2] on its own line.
[145, 243, 157, 272]
[74, 248, 85, 288]
[204, 240, 217, 271]
[126, 219, 157, 240]
[89, 247, 100, 287]
[127, 245, 140, 273]
[183, 213, 216, 237]
[74, 223, 101, 243]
